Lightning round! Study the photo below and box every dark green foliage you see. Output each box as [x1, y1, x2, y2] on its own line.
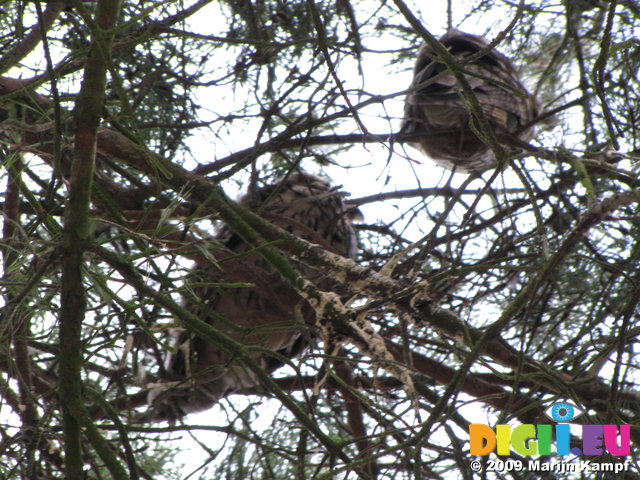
[1, 1, 640, 479]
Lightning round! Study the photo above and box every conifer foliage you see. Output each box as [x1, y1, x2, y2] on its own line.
[0, 1, 639, 479]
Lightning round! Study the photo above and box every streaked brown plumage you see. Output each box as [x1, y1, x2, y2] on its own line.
[402, 30, 539, 173]
[139, 172, 358, 422]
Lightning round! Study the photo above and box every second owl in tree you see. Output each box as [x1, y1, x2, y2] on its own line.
[403, 30, 539, 173]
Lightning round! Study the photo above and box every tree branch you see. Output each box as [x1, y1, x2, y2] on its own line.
[58, 1, 125, 479]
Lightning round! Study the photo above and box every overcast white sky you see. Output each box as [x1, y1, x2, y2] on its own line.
[1, 1, 600, 478]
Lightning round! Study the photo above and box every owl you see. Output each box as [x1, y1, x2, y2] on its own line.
[139, 172, 358, 422]
[402, 30, 539, 173]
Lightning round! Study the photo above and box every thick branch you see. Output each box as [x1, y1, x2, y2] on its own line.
[58, 1, 125, 479]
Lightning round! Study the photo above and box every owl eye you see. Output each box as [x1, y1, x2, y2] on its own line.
[544, 401, 585, 423]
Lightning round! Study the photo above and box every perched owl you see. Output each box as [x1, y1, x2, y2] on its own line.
[139, 172, 358, 422]
[402, 30, 539, 173]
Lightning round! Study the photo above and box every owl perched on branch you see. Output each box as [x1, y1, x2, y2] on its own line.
[139, 172, 358, 423]
[402, 30, 539, 173]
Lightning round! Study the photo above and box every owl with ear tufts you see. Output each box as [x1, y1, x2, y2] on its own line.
[137, 172, 359, 423]
[402, 29, 539, 173]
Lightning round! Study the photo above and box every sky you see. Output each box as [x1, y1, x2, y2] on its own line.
[0, 1, 608, 478]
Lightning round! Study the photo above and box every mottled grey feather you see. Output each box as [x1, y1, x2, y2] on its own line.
[139, 172, 358, 422]
[402, 30, 539, 172]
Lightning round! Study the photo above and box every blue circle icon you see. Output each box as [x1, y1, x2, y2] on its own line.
[551, 402, 575, 422]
